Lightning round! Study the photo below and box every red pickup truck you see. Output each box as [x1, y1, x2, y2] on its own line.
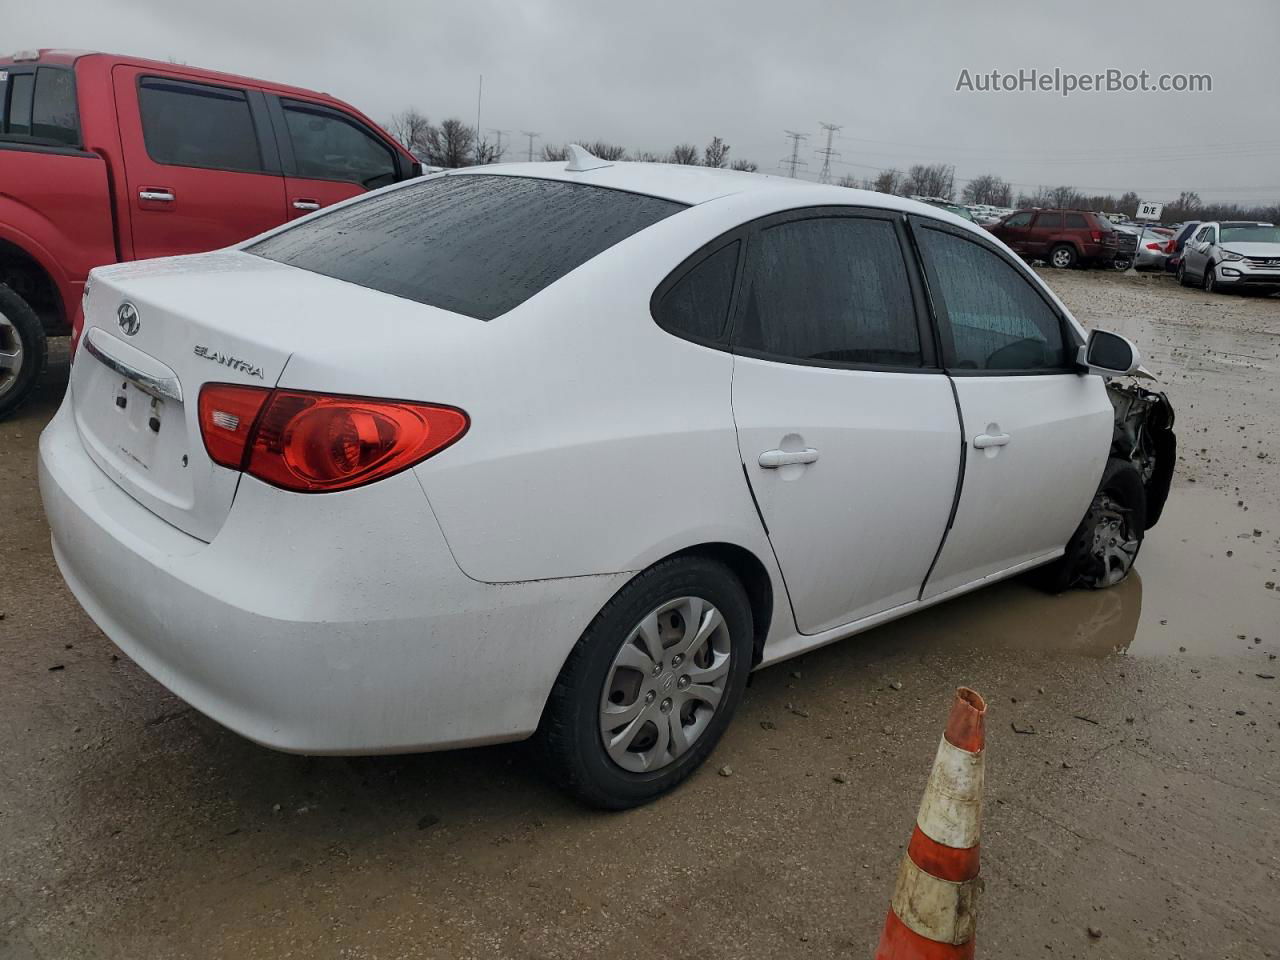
[0, 49, 420, 416]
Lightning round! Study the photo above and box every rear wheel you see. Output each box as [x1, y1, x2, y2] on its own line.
[537, 556, 753, 809]
[1040, 458, 1146, 593]
[1049, 244, 1077, 269]
[0, 285, 47, 420]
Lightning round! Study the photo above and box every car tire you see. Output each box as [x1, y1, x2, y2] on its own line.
[1202, 262, 1216, 292]
[1176, 262, 1190, 286]
[0, 285, 47, 421]
[536, 555, 754, 809]
[1039, 458, 1147, 593]
[1049, 244, 1077, 269]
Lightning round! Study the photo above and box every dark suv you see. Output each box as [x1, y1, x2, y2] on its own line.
[988, 209, 1120, 268]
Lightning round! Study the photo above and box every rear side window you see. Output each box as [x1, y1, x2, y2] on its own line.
[138, 78, 262, 173]
[250, 175, 685, 320]
[654, 243, 740, 342]
[916, 227, 1068, 371]
[1065, 213, 1088, 228]
[735, 216, 923, 367]
[281, 100, 397, 188]
[4, 72, 34, 137]
[30, 68, 79, 145]
[1034, 212, 1063, 229]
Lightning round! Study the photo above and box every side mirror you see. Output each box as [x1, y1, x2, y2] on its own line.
[1079, 329, 1141, 376]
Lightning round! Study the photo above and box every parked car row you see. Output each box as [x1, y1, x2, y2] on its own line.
[0, 48, 421, 417]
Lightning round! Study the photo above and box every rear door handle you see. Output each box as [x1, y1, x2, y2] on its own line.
[973, 432, 1011, 449]
[138, 189, 174, 202]
[758, 448, 820, 468]
[292, 199, 321, 211]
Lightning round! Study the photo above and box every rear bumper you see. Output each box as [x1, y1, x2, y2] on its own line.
[38, 396, 627, 754]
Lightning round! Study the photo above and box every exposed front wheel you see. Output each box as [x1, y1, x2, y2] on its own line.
[0, 285, 47, 420]
[1176, 262, 1190, 286]
[537, 556, 753, 809]
[1049, 244, 1078, 269]
[1203, 262, 1217, 292]
[1040, 458, 1147, 593]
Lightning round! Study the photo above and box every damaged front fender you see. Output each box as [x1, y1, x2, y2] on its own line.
[1107, 380, 1176, 529]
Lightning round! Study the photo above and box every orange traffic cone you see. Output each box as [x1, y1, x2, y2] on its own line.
[874, 687, 987, 959]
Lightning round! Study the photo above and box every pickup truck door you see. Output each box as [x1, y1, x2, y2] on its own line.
[111, 66, 288, 260]
[908, 217, 1112, 599]
[267, 96, 403, 219]
[729, 209, 961, 634]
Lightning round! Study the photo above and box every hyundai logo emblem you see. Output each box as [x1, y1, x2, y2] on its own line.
[117, 302, 140, 337]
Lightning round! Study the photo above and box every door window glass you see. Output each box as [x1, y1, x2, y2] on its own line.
[4, 72, 33, 137]
[282, 101, 397, 188]
[736, 216, 922, 367]
[917, 227, 1069, 371]
[138, 77, 262, 173]
[31, 68, 79, 145]
[1004, 212, 1033, 227]
[1064, 213, 1088, 228]
[1033, 212, 1063, 229]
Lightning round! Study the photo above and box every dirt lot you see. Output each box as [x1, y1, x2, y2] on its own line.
[1, 269, 1277, 960]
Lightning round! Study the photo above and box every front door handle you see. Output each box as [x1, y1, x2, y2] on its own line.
[759, 447, 820, 468]
[973, 432, 1011, 449]
[292, 199, 321, 211]
[138, 189, 174, 202]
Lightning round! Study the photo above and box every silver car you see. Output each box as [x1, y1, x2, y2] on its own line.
[1178, 221, 1280, 293]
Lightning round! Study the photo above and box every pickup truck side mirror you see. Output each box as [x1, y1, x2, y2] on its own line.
[1079, 329, 1141, 376]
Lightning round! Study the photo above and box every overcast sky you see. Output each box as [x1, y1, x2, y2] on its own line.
[12, 0, 1280, 204]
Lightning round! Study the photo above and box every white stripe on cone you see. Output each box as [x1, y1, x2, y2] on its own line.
[915, 735, 985, 849]
[889, 857, 982, 945]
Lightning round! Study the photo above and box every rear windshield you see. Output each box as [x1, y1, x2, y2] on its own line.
[1220, 224, 1280, 244]
[249, 174, 686, 320]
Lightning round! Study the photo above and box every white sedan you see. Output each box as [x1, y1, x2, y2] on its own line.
[39, 147, 1176, 808]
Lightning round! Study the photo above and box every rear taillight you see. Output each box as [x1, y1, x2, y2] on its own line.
[1144, 242, 1162, 251]
[1165, 239, 1176, 253]
[1090, 230, 1102, 243]
[198, 384, 468, 492]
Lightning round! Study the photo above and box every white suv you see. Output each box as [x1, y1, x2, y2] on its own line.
[1178, 221, 1280, 293]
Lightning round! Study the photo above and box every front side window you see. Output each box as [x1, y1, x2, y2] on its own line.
[138, 77, 262, 173]
[654, 242, 739, 342]
[735, 216, 923, 367]
[1034, 212, 1063, 229]
[281, 100, 397, 188]
[1004, 212, 1032, 227]
[916, 227, 1069, 372]
[31, 68, 79, 145]
[250, 174, 684, 320]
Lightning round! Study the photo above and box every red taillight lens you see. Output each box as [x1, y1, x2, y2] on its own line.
[199, 383, 271, 469]
[1145, 242, 1162, 251]
[198, 385, 468, 492]
[1165, 239, 1176, 253]
[1090, 230, 1102, 243]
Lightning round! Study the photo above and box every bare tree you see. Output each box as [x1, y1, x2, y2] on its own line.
[730, 159, 758, 173]
[540, 143, 569, 162]
[873, 168, 905, 195]
[837, 174, 859, 188]
[961, 174, 1011, 207]
[423, 118, 476, 169]
[668, 143, 700, 166]
[473, 136, 505, 166]
[578, 140, 627, 161]
[703, 136, 730, 168]
[633, 150, 665, 162]
[1047, 185, 1085, 209]
[905, 163, 956, 200]
[387, 109, 433, 157]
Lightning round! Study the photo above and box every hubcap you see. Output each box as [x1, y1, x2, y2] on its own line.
[1053, 249, 1071, 267]
[1083, 493, 1140, 588]
[0, 311, 25, 400]
[599, 596, 731, 774]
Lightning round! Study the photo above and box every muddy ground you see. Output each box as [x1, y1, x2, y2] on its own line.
[1, 269, 1277, 960]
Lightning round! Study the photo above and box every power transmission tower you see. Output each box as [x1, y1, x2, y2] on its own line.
[781, 131, 809, 178]
[521, 130, 540, 162]
[487, 128, 510, 161]
[816, 122, 842, 184]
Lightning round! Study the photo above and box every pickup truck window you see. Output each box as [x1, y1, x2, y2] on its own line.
[4, 72, 34, 137]
[138, 77, 263, 174]
[281, 100, 396, 188]
[31, 68, 79, 146]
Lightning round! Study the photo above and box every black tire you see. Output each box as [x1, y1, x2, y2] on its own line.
[1202, 261, 1216, 292]
[536, 556, 753, 809]
[1049, 244, 1078, 269]
[1039, 458, 1147, 594]
[0, 284, 47, 420]
[1176, 262, 1190, 286]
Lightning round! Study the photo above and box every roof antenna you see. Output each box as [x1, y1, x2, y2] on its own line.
[565, 144, 612, 172]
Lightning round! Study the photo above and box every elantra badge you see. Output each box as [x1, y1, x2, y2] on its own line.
[117, 302, 140, 337]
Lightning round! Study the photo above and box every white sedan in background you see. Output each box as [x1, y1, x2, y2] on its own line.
[39, 147, 1176, 808]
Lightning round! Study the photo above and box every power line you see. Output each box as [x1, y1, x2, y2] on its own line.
[816, 121, 842, 184]
[521, 130, 541, 162]
[781, 130, 809, 178]
[488, 128, 510, 159]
